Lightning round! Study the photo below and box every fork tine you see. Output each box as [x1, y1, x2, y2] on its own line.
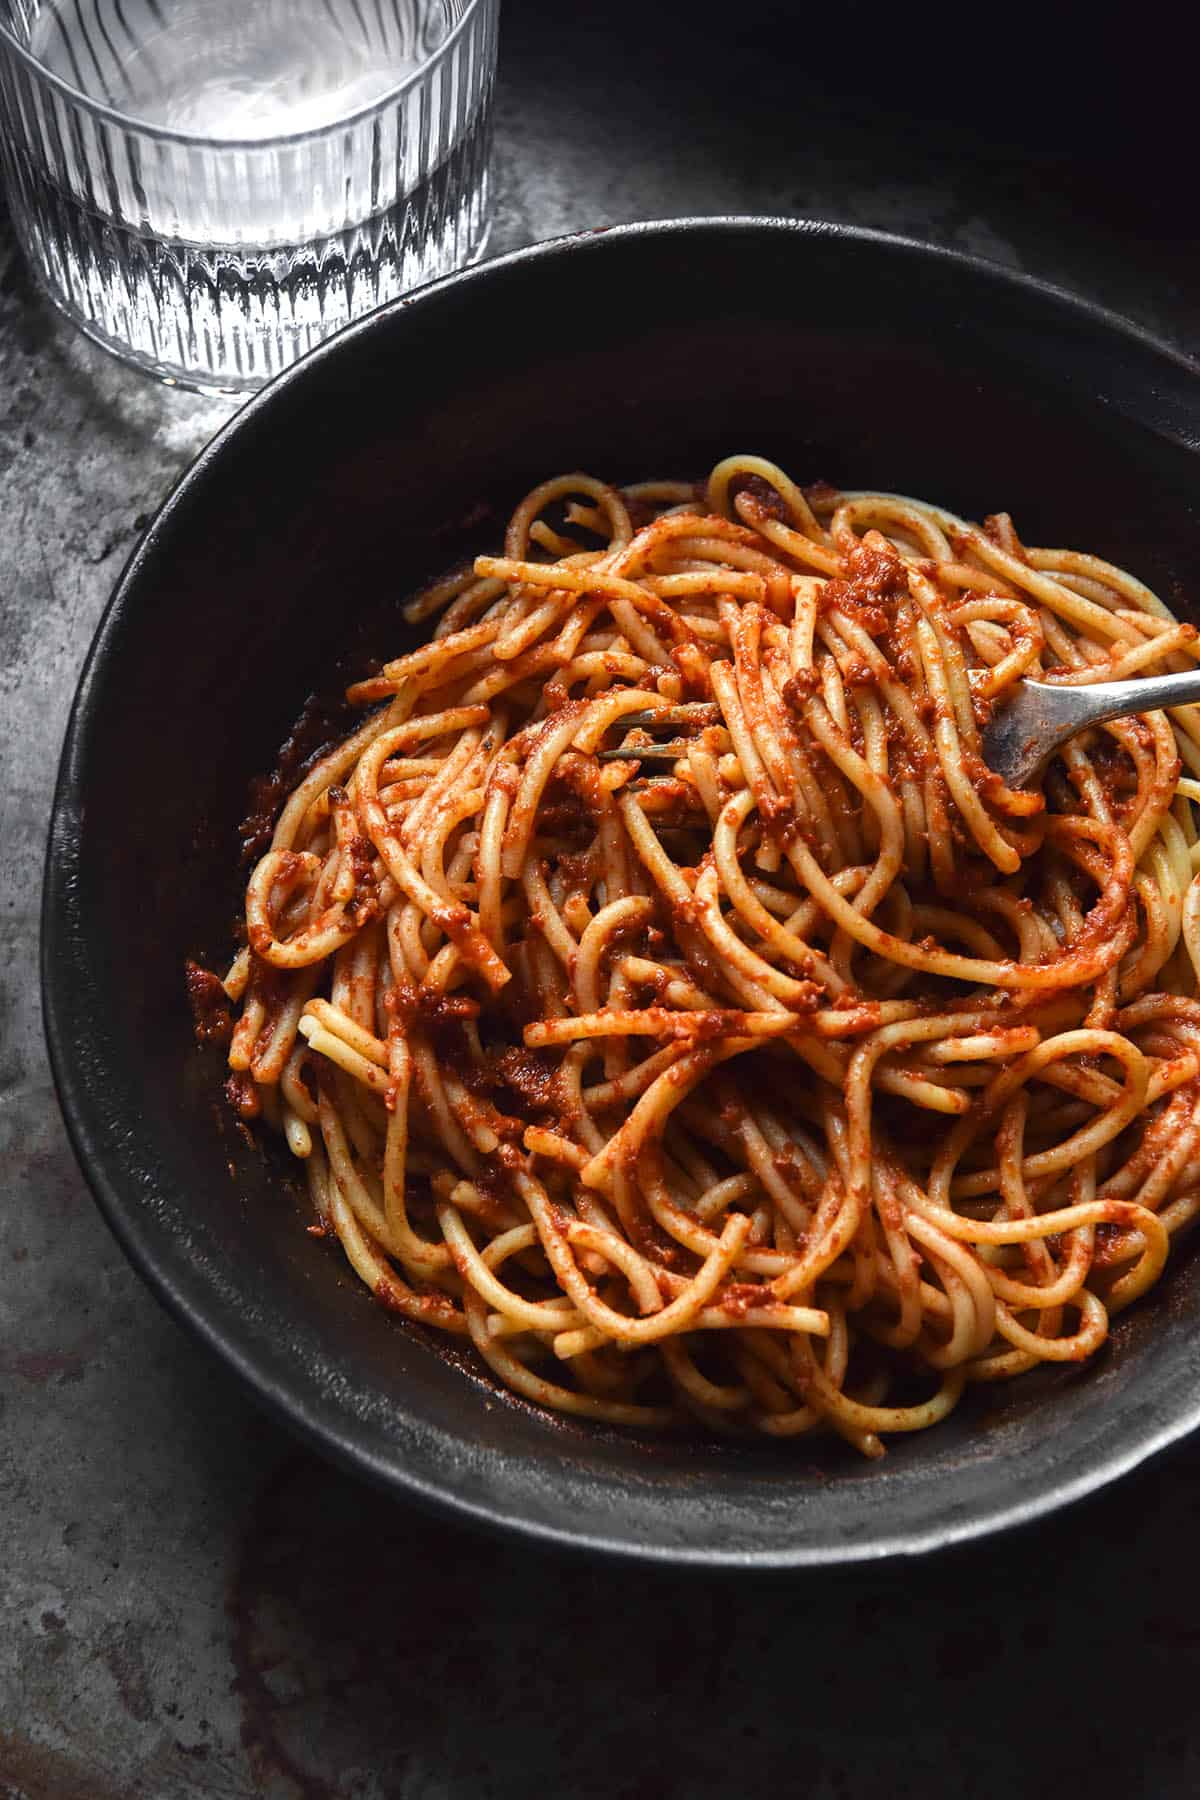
[597, 740, 695, 764]
[616, 704, 721, 729]
[597, 701, 723, 765]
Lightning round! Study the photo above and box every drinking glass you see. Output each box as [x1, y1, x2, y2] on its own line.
[0, 0, 498, 392]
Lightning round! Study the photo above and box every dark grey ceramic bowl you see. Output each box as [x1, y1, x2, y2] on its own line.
[42, 218, 1200, 1565]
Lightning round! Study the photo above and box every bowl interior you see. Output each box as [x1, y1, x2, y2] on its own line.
[44, 220, 1200, 1563]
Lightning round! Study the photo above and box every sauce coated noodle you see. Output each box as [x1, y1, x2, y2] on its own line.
[202, 458, 1200, 1456]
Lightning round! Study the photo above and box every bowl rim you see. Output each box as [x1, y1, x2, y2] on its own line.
[41, 214, 1200, 1566]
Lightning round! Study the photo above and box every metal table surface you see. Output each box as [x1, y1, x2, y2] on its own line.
[4, 8, 1200, 1795]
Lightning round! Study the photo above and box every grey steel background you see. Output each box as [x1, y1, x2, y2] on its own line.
[4, 7, 1200, 1795]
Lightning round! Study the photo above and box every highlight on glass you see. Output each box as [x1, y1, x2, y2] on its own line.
[0, 0, 498, 392]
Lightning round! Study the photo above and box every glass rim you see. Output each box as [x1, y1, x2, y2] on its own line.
[0, 0, 491, 150]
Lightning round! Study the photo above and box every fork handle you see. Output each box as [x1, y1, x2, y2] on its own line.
[1040, 667, 1200, 730]
[993, 668, 1200, 790]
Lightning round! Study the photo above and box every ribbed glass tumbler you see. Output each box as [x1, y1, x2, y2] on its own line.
[0, 0, 497, 391]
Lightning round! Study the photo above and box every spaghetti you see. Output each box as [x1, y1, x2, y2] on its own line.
[207, 457, 1200, 1457]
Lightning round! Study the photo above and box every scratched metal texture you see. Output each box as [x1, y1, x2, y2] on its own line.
[4, 5, 1200, 1795]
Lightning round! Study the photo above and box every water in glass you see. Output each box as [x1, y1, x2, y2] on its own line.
[0, 0, 496, 389]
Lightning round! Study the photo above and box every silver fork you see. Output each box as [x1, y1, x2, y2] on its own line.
[597, 671, 1200, 789]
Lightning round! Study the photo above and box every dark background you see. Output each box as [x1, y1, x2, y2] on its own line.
[3, 1, 1200, 1794]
